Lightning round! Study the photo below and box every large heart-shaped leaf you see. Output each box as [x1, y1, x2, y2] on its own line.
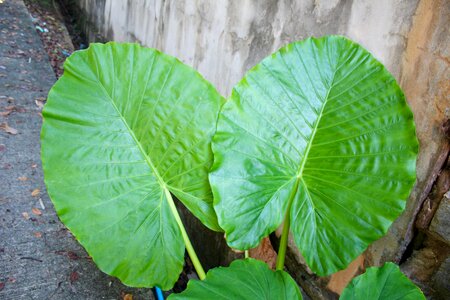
[210, 36, 418, 275]
[340, 262, 425, 299]
[168, 259, 302, 299]
[41, 43, 224, 289]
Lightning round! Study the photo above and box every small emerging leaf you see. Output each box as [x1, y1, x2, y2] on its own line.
[169, 259, 302, 300]
[341, 262, 425, 300]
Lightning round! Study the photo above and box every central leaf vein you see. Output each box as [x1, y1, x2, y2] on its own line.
[90, 63, 167, 192]
[289, 42, 342, 222]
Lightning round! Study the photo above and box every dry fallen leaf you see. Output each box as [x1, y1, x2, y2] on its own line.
[31, 164, 37, 168]
[18, 176, 28, 181]
[123, 294, 133, 300]
[35, 99, 45, 109]
[31, 188, 40, 197]
[22, 212, 30, 220]
[31, 207, 42, 216]
[70, 271, 79, 283]
[67, 251, 79, 260]
[0, 110, 11, 116]
[0, 122, 18, 135]
[34, 232, 42, 238]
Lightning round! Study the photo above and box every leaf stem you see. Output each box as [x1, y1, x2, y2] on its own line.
[276, 203, 291, 271]
[276, 178, 300, 271]
[164, 189, 206, 280]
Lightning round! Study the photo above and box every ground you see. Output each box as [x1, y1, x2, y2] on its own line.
[0, 1, 155, 298]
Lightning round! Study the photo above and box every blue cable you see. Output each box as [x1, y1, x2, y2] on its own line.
[154, 287, 164, 300]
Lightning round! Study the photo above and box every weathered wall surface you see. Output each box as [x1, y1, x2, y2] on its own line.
[70, 0, 450, 298]
[75, 0, 421, 96]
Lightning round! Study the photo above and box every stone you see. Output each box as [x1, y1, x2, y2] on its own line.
[432, 257, 450, 299]
[327, 255, 364, 295]
[429, 191, 450, 245]
[248, 237, 277, 270]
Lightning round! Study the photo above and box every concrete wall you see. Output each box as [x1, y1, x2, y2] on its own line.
[76, 0, 420, 96]
[70, 0, 450, 298]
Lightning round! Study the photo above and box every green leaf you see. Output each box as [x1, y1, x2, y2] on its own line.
[341, 262, 425, 300]
[210, 36, 418, 275]
[168, 259, 302, 299]
[41, 43, 224, 289]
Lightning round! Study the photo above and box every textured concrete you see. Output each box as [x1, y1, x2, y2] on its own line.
[59, 0, 450, 298]
[76, 0, 419, 96]
[0, 1, 154, 299]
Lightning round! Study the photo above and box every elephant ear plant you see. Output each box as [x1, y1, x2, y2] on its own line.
[41, 43, 224, 289]
[209, 36, 419, 276]
[340, 263, 425, 300]
[41, 36, 423, 299]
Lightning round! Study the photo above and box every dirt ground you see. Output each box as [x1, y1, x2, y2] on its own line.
[0, 1, 155, 298]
